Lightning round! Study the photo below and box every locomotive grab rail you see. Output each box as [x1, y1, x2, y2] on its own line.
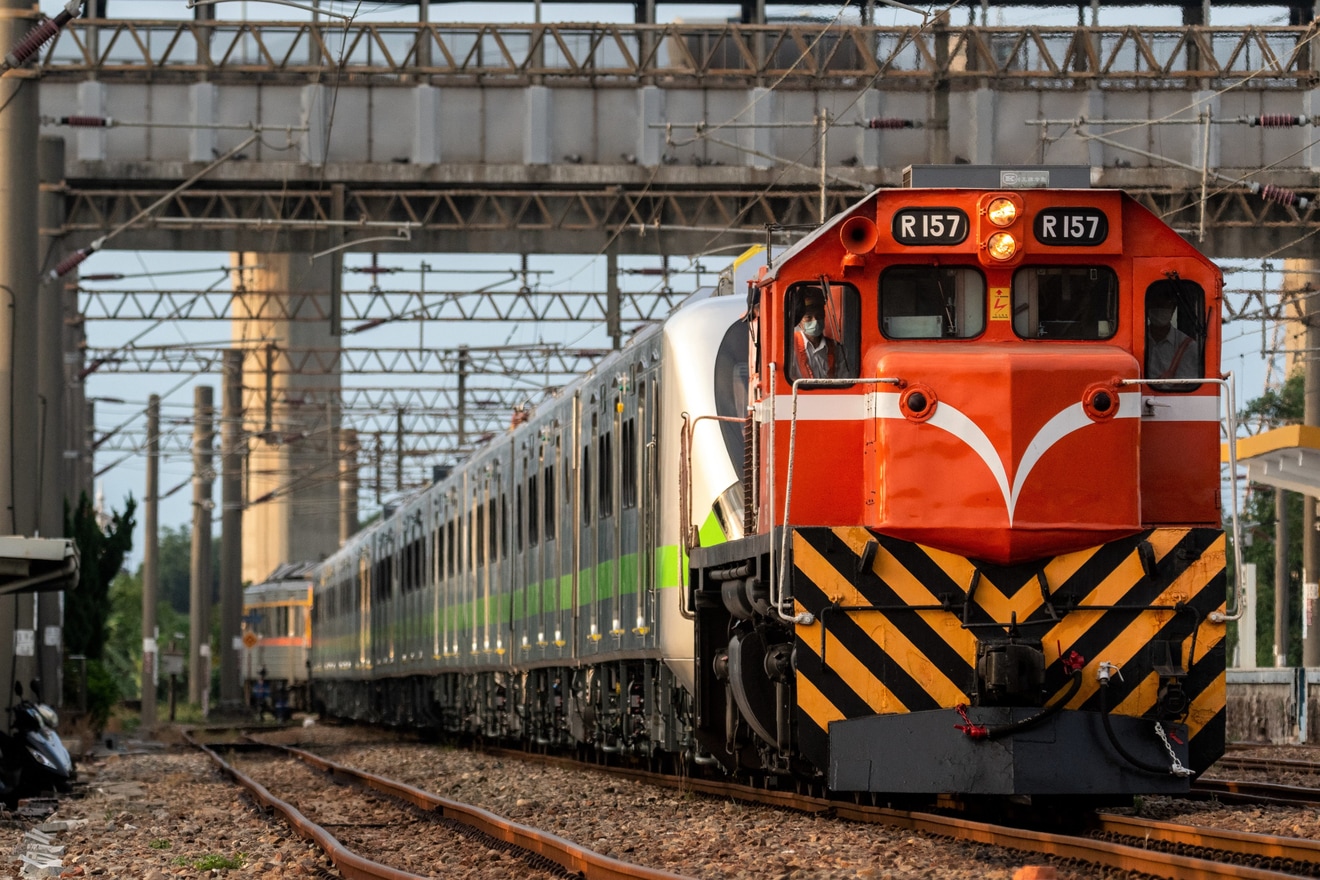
[1119, 374, 1243, 623]
[776, 376, 904, 627]
[678, 411, 751, 621]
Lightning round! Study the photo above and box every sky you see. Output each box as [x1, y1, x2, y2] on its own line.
[33, 0, 1306, 570]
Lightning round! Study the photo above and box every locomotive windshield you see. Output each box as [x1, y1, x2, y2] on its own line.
[879, 265, 985, 339]
[1012, 266, 1118, 340]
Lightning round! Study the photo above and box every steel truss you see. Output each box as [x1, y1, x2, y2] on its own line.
[41, 21, 1320, 85]
[77, 286, 687, 324]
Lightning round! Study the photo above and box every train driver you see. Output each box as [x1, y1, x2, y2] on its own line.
[788, 292, 844, 381]
[1145, 284, 1199, 381]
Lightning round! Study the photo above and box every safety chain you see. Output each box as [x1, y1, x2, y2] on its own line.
[954, 703, 988, 739]
[1154, 722, 1195, 777]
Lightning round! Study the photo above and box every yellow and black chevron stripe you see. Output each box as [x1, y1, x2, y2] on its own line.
[790, 527, 1226, 776]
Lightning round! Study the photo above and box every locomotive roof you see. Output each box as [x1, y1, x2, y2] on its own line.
[761, 189, 882, 283]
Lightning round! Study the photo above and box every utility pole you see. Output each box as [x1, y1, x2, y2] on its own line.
[457, 347, 469, 449]
[1306, 278, 1320, 667]
[606, 252, 621, 350]
[1276, 487, 1290, 667]
[339, 428, 358, 543]
[141, 394, 159, 729]
[37, 136, 67, 702]
[189, 386, 214, 707]
[0, 0, 42, 714]
[220, 350, 244, 709]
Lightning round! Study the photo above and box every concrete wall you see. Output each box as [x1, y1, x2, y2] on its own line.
[1227, 668, 1320, 744]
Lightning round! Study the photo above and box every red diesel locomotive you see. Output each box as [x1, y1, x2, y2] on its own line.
[690, 167, 1225, 797]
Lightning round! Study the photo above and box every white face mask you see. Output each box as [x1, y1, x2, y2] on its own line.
[801, 317, 821, 337]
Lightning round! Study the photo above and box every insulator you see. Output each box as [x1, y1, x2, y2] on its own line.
[80, 273, 123, 281]
[346, 266, 398, 274]
[50, 247, 93, 279]
[4, 17, 60, 68]
[1249, 114, 1309, 128]
[865, 117, 917, 129]
[60, 115, 113, 128]
[1252, 182, 1310, 209]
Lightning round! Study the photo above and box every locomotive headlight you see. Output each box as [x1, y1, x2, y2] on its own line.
[986, 197, 1017, 227]
[986, 232, 1018, 261]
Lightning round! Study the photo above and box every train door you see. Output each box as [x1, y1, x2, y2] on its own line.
[1134, 257, 1220, 525]
[431, 497, 442, 663]
[638, 370, 659, 644]
[357, 550, 370, 671]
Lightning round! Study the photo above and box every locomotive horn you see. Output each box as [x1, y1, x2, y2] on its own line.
[840, 216, 879, 255]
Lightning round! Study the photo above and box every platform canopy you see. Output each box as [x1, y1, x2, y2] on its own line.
[1230, 425, 1320, 496]
[0, 538, 78, 595]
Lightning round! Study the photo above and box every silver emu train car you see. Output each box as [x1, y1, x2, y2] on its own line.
[311, 253, 758, 757]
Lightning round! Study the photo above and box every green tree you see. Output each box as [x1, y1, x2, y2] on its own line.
[157, 525, 192, 614]
[105, 568, 193, 701]
[1236, 371, 1305, 666]
[63, 492, 136, 660]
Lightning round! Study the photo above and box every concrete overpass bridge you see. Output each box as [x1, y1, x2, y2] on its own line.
[36, 17, 1320, 259]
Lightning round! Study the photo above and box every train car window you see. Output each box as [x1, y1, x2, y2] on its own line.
[784, 281, 860, 381]
[500, 493, 507, 558]
[515, 486, 523, 551]
[581, 445, 592, 523]
[1012, 266, 1118, 340]
[480, 501, 491, 564]
[622, 419, 638, 509]
[598, 432, 613, 517]
[1145, 277, 1205, 391]
[879, 266, 985, 339]
[528, 474, 540, 546]
[544, 464, 557, 534]
[446, 519, 455, 576]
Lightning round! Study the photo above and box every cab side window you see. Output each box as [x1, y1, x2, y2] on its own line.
[783, 282, 860, 383]
[1144, 277, 1204, 391]
[880, 266, 985, 339]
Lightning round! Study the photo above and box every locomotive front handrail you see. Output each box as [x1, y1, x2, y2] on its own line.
[1119, 374, 1243, 622]
[776, 376, 904, 627]
[678, 411, 748, 621]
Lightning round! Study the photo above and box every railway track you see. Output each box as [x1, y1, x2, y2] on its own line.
[1190, 777, 1320, 808]
[186, 731, 689, 880]
[226, 729, 1319, 880]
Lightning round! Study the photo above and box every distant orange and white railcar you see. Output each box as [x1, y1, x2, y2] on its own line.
[242, 562, 315, 714]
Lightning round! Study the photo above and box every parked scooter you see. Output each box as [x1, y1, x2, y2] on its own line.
[6, 681, 74, 797]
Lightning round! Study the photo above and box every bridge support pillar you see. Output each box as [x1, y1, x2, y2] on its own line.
[231, 253, 342, 585]
[1286, 258, 1320, 667]
[413, 85, 440, 165]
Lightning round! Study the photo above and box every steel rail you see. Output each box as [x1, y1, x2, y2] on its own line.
[1212, 755, 1320, 774]
[279, 743, 692, 880]
[479, 747, 1311, 880]
[1192, 777, 1320, 807]
[190, 730, 694, 880]
[186, 733, 430, 880]
[1094, 813, 1320, 871]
